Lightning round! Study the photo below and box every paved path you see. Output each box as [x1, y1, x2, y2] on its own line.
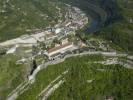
[42, 80, 64, 100]
[38, 71, 68, 100]
[7, 81, 29, 100]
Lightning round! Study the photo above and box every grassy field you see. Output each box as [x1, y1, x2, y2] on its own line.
[0, 54, 29, 99]
[0, 0, 65, 42]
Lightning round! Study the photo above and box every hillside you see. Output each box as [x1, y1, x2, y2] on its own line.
[0, 0, 64, 41]
[0, 0, 132, 100]
[17, 55, 133, 100]
[0, 0, 132, 52]
[100, 0, 133, 52]
[60, 0, 133, 52]
[0, 0, 65, 99]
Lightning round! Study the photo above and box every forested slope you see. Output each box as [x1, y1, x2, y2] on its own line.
[100, 0, 133, 52]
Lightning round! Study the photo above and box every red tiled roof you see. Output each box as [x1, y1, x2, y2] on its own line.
[48, 42, 72, 53]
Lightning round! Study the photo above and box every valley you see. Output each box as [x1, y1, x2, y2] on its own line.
[0, 0, 133, 100]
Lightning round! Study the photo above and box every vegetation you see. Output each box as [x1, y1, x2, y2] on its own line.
[17, 63, 66, 100]
[0, 0, 132, 99]
[60, 0, 133, 53]
[0, 54, 28, 99]
[17, 54, 133, 100]
[0, 0, 65, 41]
[17, 55, 104, 100]
[0, 47, 7, 55]
[49, 64, 133, 100]
[99, 0, 133, 52]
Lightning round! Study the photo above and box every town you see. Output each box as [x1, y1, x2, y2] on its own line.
[0, 5, 88, 76]
[1, 2, 132, 100]
[0, 4, 133, 76]
[0, 5, 90, 63]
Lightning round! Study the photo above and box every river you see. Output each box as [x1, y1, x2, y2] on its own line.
[61, 0, 119, 33]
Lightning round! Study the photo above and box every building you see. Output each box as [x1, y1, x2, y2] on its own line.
[48, 42, 74, 57]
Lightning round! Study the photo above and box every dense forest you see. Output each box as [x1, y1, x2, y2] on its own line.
[99, 0, 133, 52]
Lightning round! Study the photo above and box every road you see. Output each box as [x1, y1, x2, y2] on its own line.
[38, 71, 68, 100]
[7, 51, 133, 100]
